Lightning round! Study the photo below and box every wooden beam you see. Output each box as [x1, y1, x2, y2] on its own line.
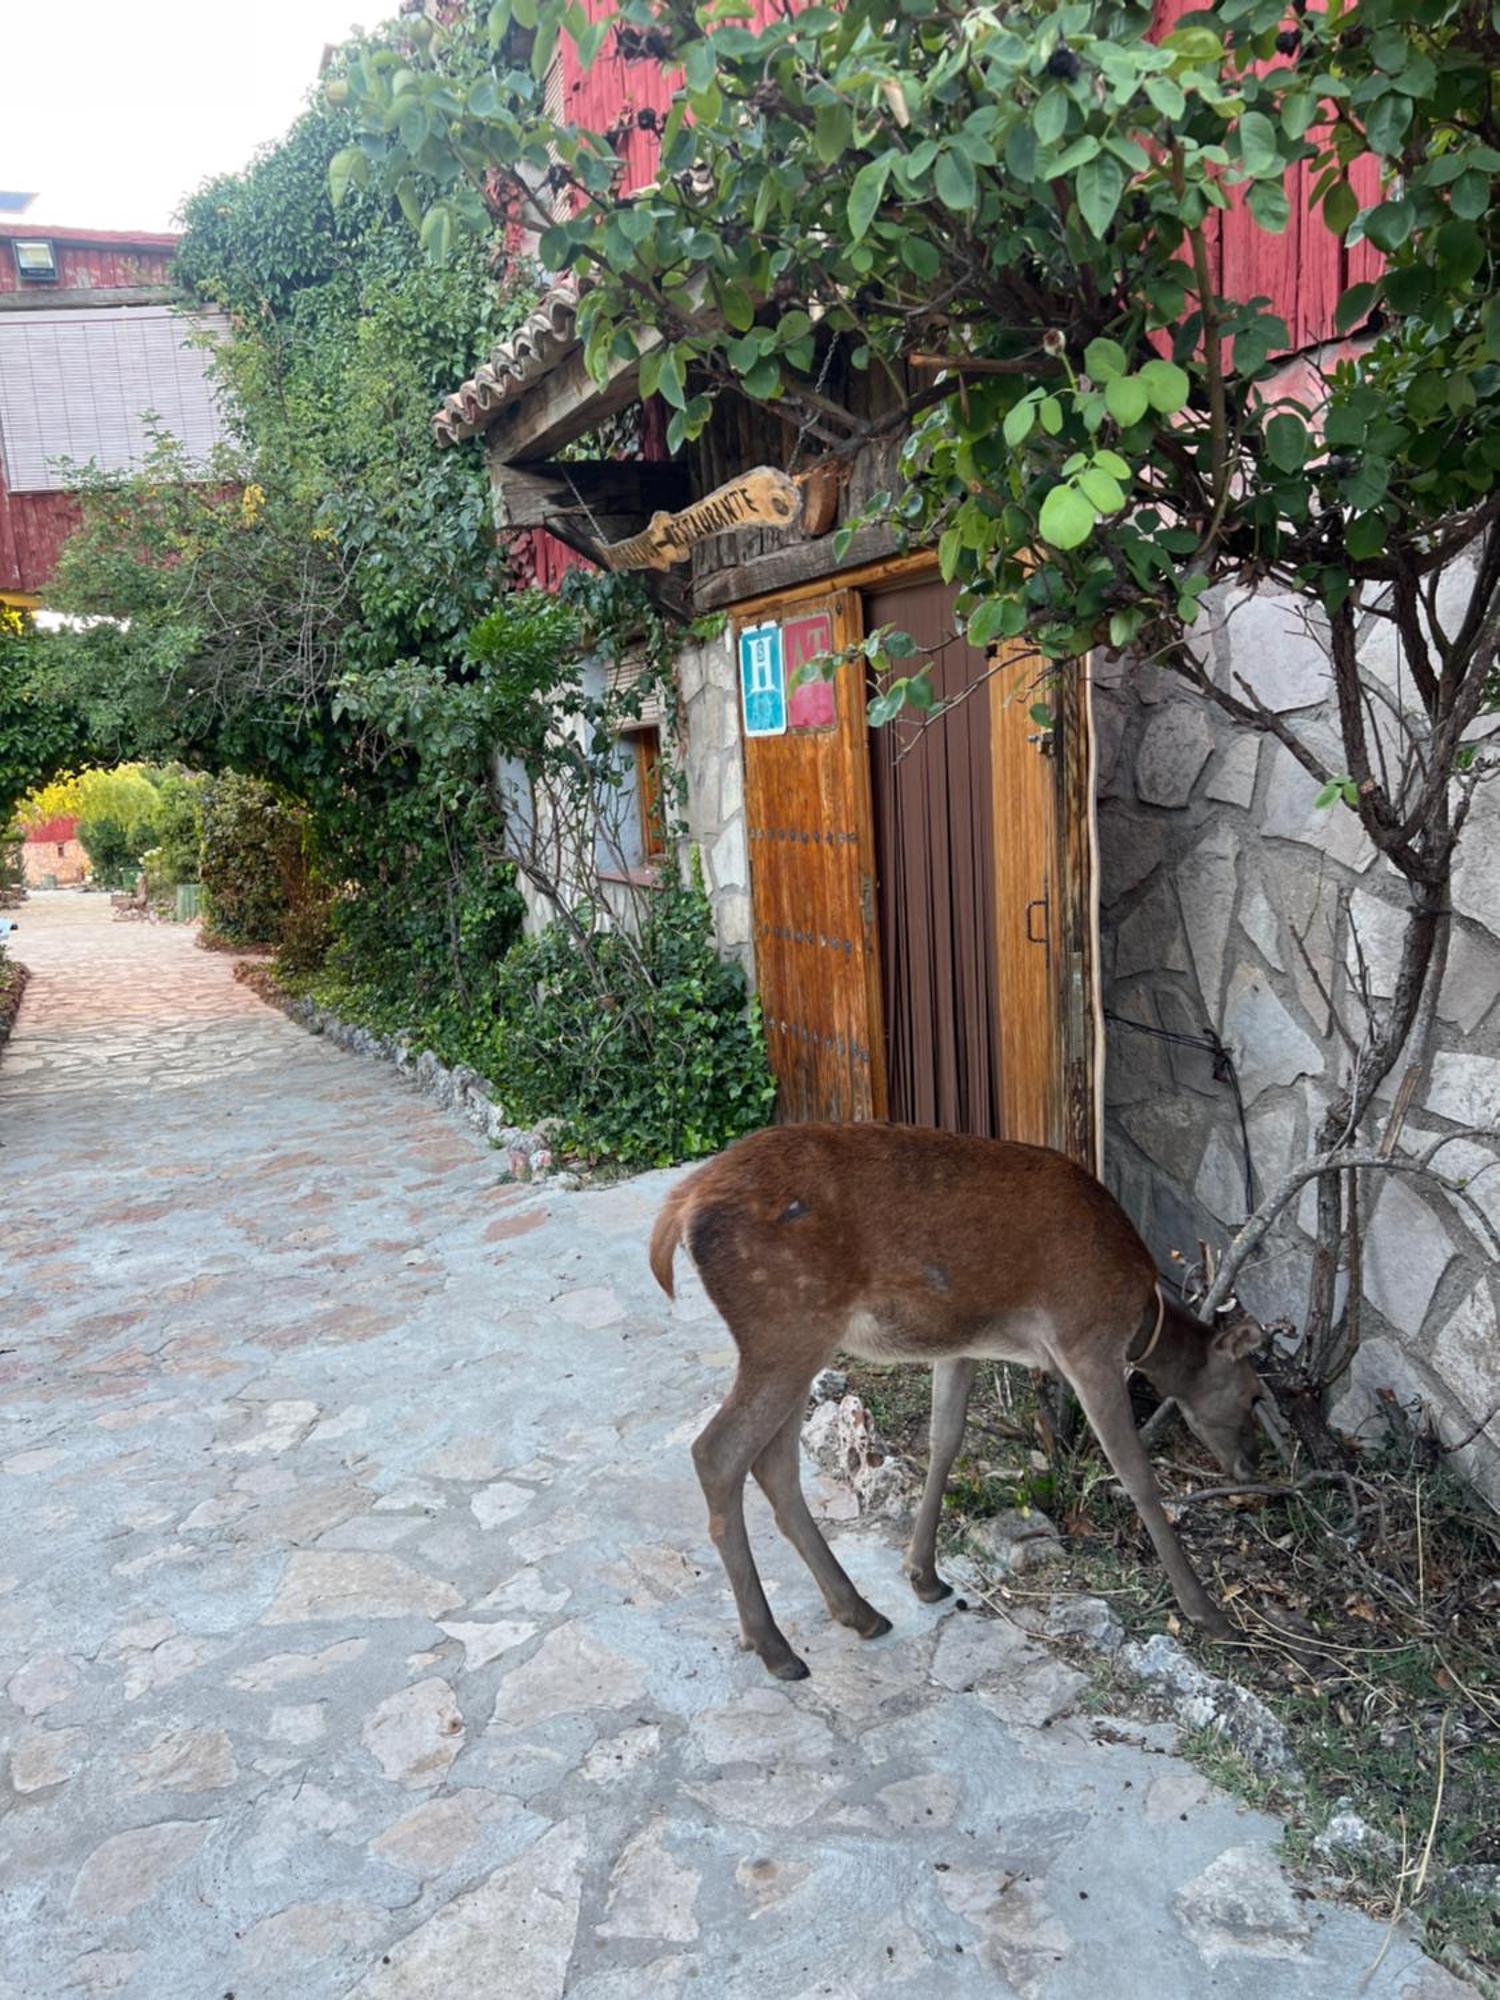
[0, 285, 177, 312]
[491, 459, 690, 530]
[691, 522, 904, 613]
[480, 343, 649, 464]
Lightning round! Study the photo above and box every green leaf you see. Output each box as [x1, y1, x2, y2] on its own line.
[419, 202, 453, 264]
[1365, 91, 1412, 157]
[1038, 483, 1096, 551]
[718, 281, 756, 332]
[1144, 76, 1185, 119]
[1450, 170, 1491, 221]
[1323, 177, 1359, 238]
[1265, 413, 1307, 472]
[1076, 154, 1125, 239]
[657, 347, 687, 410]
[1077, 466, 1126, 513]
[1248, 180, 1291, 233]
[328, 146, 366, 209]
[1084, 337, 1128, 383]
[1002, 398, 1037, 448]
[1105, 374, 1150, 426]
[1334, 282, 1379, 335]
[1050, 134, 1101, 176]
[1139, 358, 1190, 414]
[847, 154, 893, 241]
[1033, 87, 1069, 147]
[1362, 200, 1412, 252]
[1238, 110, 1279, 175]
[938, 526, 962, 582]
[814, 102, 851, 165]
[682, 37, 718, 93]
[1038, 396, 1064, 435]
[1029, 702, 1054, 727]
[967, 600, 1010, 646]
[1094, 449, 1131, 478]
[934, 146, 978, 212]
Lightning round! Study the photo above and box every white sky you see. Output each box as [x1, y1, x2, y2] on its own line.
[3, 0, 396, 235]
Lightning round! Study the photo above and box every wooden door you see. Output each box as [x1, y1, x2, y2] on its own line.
[736, 593, 887, 1123]
[864, 580, 1098, 1166]
[866, 576, 1005, 1138]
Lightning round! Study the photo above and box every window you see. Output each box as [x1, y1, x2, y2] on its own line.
[630, 726, 668, 862]
[12, 239, 57, 284]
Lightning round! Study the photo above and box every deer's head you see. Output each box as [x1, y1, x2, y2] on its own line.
[1174, 1315, 1269, 1481]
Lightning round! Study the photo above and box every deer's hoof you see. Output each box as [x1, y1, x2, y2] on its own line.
[908, 1573, 953, 1604]
[767, 1651, 811, 1681]
[856, 1609, 893, 1641]
[1191, 1603, 1234, 1642]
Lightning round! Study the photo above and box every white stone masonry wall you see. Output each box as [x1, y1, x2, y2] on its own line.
[1096, 584, 1500, 1502]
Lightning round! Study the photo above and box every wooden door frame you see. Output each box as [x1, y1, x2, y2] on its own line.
[727, 552, 1101, 1163]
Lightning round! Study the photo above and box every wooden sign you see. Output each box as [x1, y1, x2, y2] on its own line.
[599, 466, 801, 573]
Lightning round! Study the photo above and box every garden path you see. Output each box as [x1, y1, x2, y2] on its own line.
[0, 893, 1470, 1999]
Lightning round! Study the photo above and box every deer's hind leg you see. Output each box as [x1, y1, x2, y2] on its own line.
[752, 1407, 892, 1641]
[904, 1357, 976, 1603]
[692, 1364, 823, 1680]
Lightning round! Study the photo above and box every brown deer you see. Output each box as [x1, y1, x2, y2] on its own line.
[650, 1122, 1267, 1680]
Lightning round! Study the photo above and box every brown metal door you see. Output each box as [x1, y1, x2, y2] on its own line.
[866, 576, 1005, 1138]
[737, 593, 886, 1123]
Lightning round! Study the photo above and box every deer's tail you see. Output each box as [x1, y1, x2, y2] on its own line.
[649, 1181, 694, 1299]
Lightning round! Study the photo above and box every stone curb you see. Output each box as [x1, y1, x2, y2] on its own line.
[233, 963, 564, 1184]
[0, 957, 30, 1061]
[802, 1374, 1299, 1780]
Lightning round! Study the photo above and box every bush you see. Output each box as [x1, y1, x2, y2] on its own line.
[489, 871, 776, 1169]
[199, 773, 308, 948]
[149, 772, 205, 885]
[77, 814, 148, 888]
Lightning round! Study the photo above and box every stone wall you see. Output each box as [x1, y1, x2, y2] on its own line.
[493, 633, 755, 977]
[1095, 586, 1500, 1502]
[677, 630, 753, 977]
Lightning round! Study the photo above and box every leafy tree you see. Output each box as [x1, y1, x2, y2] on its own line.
[341, 0, 1500, 1399]
[0, 608, 89, 833]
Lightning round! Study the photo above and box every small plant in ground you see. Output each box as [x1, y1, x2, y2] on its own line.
[488, 868, 777, 1169]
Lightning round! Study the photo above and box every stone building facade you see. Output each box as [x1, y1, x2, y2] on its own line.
[1096, 585, 1500, 1501]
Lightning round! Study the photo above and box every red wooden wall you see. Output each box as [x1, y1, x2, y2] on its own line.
[0, 224, 179, 600]
[519, 5, 1381, 596]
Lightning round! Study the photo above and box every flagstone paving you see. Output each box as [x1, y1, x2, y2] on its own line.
[0, 894, 1472, 1999]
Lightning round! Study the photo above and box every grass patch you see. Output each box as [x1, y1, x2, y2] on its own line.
[843, 1356, 1500, 1989]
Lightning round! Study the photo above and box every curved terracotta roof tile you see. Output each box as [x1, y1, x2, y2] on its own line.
[433, 282, 578, 446]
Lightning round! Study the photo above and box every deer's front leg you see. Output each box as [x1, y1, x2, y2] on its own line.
[904, 1357, 976, 1603]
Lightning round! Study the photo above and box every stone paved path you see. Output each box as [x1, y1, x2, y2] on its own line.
[0, 894, 1471, 2000]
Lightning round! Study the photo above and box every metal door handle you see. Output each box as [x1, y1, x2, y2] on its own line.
[1025, 897, 1049, 944]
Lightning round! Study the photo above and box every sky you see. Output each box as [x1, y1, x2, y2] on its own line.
[3, 0, 393, 235]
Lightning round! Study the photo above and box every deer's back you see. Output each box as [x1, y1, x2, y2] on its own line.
[675, 1123, 1155, 1366]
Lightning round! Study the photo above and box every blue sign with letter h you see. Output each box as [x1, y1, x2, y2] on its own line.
[739, 622, 787, 737]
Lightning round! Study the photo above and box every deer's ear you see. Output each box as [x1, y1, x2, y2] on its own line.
[1212, 1315, 1268, 1362]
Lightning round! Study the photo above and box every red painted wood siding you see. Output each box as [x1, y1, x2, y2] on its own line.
[0, 227, 180, 595]
[1149, 0, 1380, 346]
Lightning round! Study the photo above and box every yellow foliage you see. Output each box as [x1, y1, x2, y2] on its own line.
[20, 765, 161, 835]
[240, 482, 267, 526]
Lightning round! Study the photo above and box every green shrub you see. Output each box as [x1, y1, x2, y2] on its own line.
[77, 814, 148, 888]
[150, 772, 206, 885]
[199, 773, 307, 947]
[489, 871, 776, 1168]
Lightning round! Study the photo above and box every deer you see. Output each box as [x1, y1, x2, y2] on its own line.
[649, 1121, 1269, 1681]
